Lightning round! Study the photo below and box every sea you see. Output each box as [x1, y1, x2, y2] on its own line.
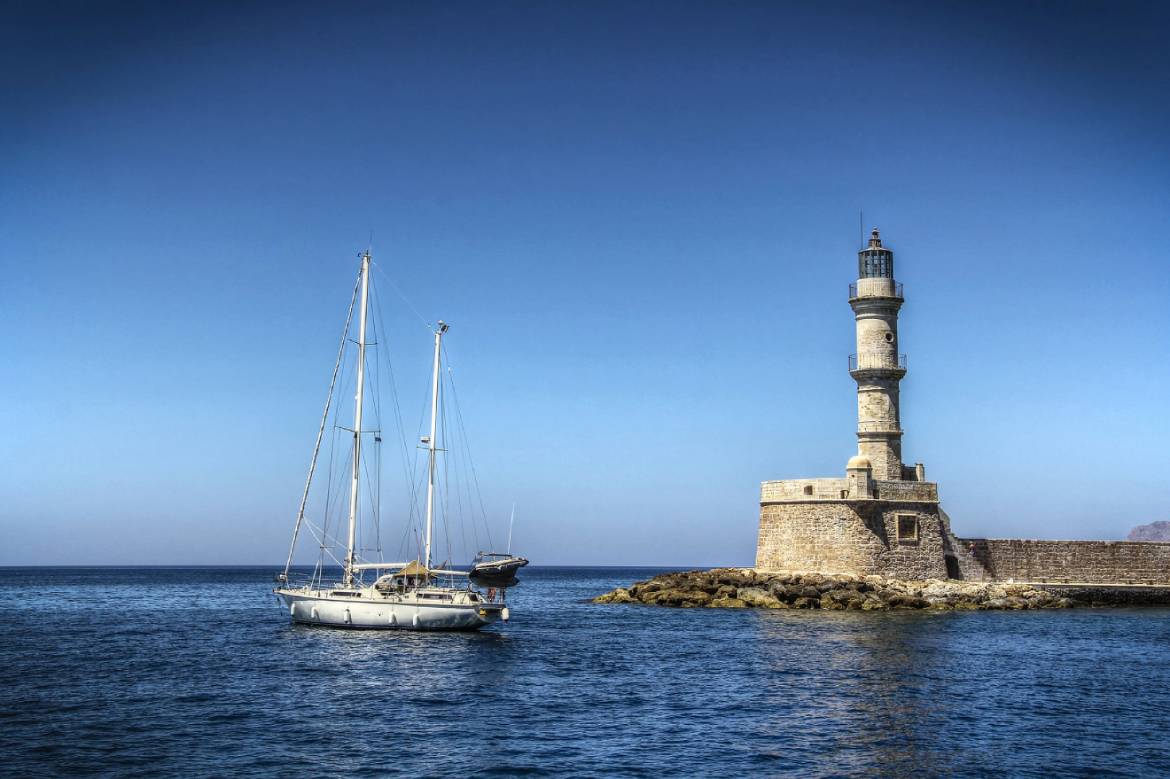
[2, 566, 1169, 778]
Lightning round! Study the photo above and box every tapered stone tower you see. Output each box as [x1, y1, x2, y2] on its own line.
[849, 228, 907, 482]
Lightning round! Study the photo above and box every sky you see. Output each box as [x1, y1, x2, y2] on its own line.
[2, 0, 1168, 566]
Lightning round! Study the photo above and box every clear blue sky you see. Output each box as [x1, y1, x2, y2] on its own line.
[2, 1, 1168, 566]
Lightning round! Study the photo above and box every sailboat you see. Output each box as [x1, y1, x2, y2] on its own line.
[274, 250, 528, 630]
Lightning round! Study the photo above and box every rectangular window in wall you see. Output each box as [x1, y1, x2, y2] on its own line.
[897, 514, 919, 544]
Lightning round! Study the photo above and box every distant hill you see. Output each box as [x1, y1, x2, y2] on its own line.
[1127, 521, 1170, 542]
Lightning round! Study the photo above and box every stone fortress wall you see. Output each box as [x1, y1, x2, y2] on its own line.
[756, 229, 1170, 585]
[958, 539, 1170, 585]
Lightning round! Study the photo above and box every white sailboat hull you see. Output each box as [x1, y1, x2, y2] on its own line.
[276, 588, 504, 631]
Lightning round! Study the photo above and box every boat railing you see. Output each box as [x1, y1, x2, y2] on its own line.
[475, 551, 515, 561]
[275, 570, 322, 589]
[480, 587, 506, 604]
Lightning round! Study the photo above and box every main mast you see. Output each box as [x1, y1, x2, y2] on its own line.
[423, 320, 448, 572]
[344, 250, 372, 585]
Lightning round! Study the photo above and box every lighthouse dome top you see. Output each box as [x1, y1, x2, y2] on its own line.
[858, 227, 894, 279]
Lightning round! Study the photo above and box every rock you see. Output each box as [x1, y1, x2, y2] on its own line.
[737, 587, 783, 609]
[819, 594, 845, 610]
[1024, 590, 1055, 606]
[887, 594, 929, 609]
[593, 588, 635, 604]
[823, 589, 865, 610]
[1128, 521, 1170, 542]
[592, 568, 1100, 611]
[708, 596, 747, 608]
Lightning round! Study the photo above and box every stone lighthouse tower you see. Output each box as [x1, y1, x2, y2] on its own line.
[756, 227, 951, 580]
[848, 228, 907, 482]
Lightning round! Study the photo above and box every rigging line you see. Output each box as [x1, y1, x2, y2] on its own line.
[370, 277, 416, 513]
[449, 367, 481, 554]
[321, 332, 354, 561]
[322, 424, 339, 547]
[302, 519, 347, 571]
[361, 445, 381, 553]
[368, 284, 385, 434]
[357, 325, 382, 559]
[396, 423, 428, 563]
[452, 403, 472, 560]
[375, 426, 382, 557]
[283, 264, 362, 578]
[445, 368, 476, 556]
[324, 442, 354, 560]
[398, 455, 429, 562]
[370, 278, 418, 561]
[403, 377, 432, 548]
[370, 293, 384, 559]
[438, 374, 452, 564]
[443, 371, 471, 560]
[443, 345, 495, 548]
[369, 259, 431, 331]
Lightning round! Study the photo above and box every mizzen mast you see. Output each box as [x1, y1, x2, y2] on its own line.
[423, 320, 448, 573]
[344, 250, 372, 585]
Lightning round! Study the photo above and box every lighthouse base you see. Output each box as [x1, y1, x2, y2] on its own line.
[755, 477, 985, 580]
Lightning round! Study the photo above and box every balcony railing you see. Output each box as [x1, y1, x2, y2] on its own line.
[849, 353, 907, 372]
[849, 280, 903, 300]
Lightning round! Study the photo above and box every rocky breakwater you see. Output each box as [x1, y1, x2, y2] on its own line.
[593, 569, 1077, 610]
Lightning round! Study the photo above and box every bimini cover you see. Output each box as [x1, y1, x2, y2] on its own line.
[392, 560, 430, 578]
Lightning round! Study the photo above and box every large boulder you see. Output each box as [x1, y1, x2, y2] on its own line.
[736, 587, 783, 608]
[708, 596, 747, 608]
[593, 588, 636, 604]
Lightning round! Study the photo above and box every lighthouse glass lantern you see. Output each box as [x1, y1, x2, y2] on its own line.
[859, 228, 894, 279]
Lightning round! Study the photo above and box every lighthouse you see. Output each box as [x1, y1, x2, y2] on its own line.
[753, 225, 1165, 584]
[756, 227, 949, 579]
[848, 228, 908, 482]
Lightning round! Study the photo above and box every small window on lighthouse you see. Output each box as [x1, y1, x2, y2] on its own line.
[804, 485, 814, 496]
[884, 332, 894, 343]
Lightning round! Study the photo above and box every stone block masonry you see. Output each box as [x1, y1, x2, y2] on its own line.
[960, 539, 1170, 585]
[757, 499, 949, 580]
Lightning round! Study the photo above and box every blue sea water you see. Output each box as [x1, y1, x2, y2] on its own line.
[2, 566, 1170, 778]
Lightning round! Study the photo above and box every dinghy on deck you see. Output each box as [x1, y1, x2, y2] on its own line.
[470, 554, 530, 588]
